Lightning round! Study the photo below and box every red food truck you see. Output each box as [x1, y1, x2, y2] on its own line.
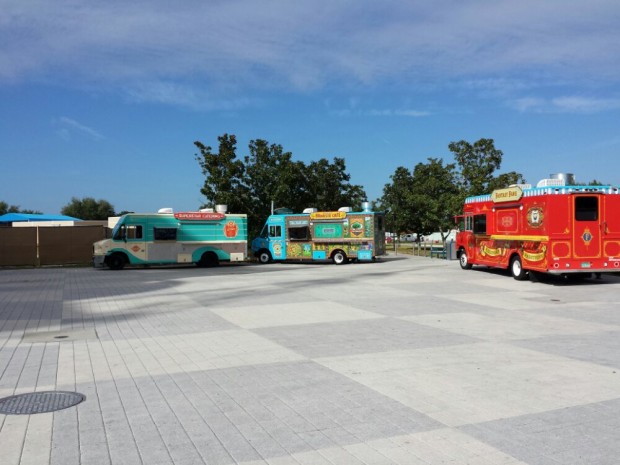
[455, 174, 620, 280]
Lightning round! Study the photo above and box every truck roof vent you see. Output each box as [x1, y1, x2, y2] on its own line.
[158, 208, 173, 214]
[303, 208, 317, 213]
[537, 178, 565, 188]
[338, 207, 352, 212]
[215, 204, 227, 214]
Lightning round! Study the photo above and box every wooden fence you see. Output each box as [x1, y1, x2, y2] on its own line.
[0, 226, 110, 267]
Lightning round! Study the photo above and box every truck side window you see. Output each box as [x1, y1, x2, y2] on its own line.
[289, 226, 309, 241]
[473, 214, 487, 234]
[575, 196, 598, 221]
[268, 225, 281, 238]
[127, 225, 143, 240]
[154, 228, 177, 241]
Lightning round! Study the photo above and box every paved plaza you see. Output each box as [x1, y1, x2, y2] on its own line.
[1, 255, 619, 464]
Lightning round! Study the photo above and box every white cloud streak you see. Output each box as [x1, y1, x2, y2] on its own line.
[55, 117, 104, 140]
[511, 96, 620, 114]
[2, 0, 619, 108]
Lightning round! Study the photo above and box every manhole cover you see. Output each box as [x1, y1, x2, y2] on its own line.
[0, 391, 85, 415]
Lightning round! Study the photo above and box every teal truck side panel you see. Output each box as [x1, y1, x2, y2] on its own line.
[93, 212, 247, 269]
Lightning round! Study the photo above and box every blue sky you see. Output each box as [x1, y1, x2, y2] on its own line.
[2, 0, 620, 214]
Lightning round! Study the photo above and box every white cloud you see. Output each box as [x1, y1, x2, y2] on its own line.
[54, 117, 104, 140]
[124, 81, 254, 111]
[2, 0, 619, 107]
[510, 96, 620, 114]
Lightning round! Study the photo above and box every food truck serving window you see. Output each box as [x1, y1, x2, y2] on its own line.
[289, 226, 309, 241]
[473, 214, 487, 234]
[575, 196, 598, 221]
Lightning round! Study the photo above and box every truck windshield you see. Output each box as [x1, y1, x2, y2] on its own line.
[112, 222, 124, 240]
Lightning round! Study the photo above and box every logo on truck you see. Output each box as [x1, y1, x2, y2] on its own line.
[224, 221, 239, 238]
[527, 207, 544, 228]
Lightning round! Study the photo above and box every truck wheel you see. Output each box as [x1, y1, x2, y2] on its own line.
[258, 250, 272, 264]
[459, 249, 472, 270]
[332, 251, 348, 265]
[198, 252, 219, 268]
[108, 253, 126, 270]
[510, 255, 528, 281]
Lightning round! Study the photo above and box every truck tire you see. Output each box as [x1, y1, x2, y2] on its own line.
[459, 249, 473, 270]
[258, 250, 272, 264]
[332, 250, 348, 265]
[197, 251, 219, 268]
[107, 253, 127, 270]
[510, 255, 528, 281]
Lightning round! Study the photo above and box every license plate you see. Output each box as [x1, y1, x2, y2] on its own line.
[581, 262, 591, 268]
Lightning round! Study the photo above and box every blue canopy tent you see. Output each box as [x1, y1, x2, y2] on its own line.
[0, 213, 82, 224]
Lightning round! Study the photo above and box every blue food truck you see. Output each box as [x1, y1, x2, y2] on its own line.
[251, 205, 385, 264]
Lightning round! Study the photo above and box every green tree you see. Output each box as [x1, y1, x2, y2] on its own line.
[243, 139, 308, 237]
[377, 167, 416, 236]
[304, 157, 367, 211]
[449, 138, 524, 196]
[61, 197, 115, 220]
[195, 134, 367, 238]
[194, 134, 249, 213]
[0, 202, 41, 215]
[0, 201, 20, 215]
[410, 158, 460, 239]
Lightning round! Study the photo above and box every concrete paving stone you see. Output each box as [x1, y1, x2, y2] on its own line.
[402, 310, 617, 342]
[511, 330, 620, 369]
[20, 414, 53, 465]
[255, 317, 478, 358]
[317, 341, 620, 427]
[460, 398, 620, 465]
[311, 445, 368, 465]
[2, 260, 620, 464]
[294, 429, 337, 449]
[209, 301, 383, 329]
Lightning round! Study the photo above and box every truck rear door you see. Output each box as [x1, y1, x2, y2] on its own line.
[572, 194, 602, 261]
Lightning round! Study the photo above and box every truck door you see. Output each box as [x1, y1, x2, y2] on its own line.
[113, 219, 146, 263]
[573, 194, 602, 259]
[267, 223, 285, 260]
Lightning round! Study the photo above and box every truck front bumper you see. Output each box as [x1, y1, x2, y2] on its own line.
[93, 255, 106, 268]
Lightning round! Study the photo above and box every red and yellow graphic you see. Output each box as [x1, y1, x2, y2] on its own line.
[523, 246, 546, 262]
[224, 221, 239, 238]
[480, 242, 506, 258]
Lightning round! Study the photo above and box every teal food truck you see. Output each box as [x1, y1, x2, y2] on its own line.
[93, 207, 247, 269]
[251, 205, 386, 264]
